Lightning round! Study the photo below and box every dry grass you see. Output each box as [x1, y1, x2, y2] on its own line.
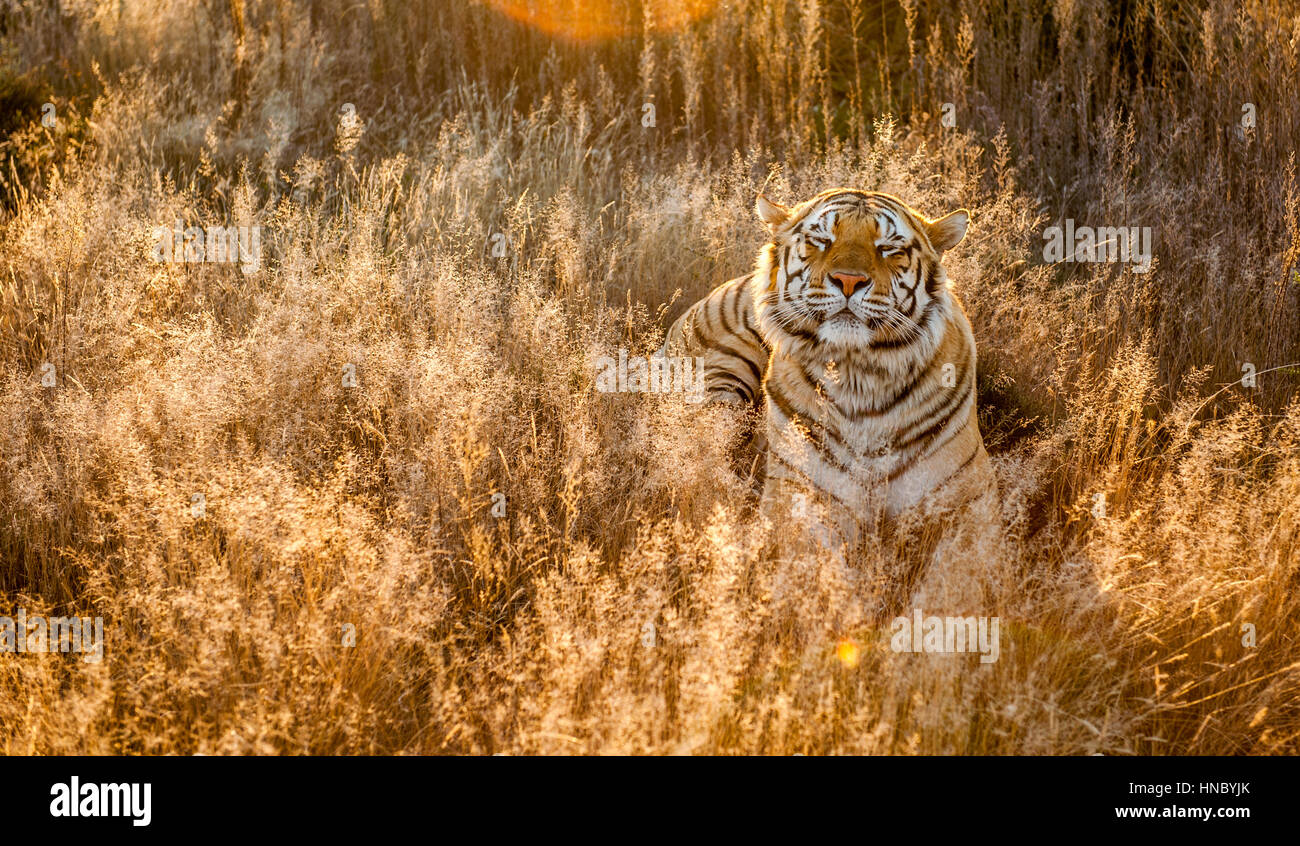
[0, 0, 1298, 755]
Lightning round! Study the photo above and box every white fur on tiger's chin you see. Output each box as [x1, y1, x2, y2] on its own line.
[815, 313, 877, 349]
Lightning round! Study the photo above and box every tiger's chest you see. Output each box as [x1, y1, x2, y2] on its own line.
[764, 360, 926, 471]
[759, 333, 979, 518]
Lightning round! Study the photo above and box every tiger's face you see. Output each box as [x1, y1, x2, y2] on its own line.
[754, 190, 969, 351]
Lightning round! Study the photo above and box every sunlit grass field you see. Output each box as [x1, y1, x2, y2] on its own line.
[1, 0, 1298, 754]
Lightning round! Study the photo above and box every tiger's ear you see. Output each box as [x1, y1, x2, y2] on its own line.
[927, 209, 970, 253]
[755, 193, 789, 236]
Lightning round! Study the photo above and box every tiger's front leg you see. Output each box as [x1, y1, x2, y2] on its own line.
[760, 479, 850, 560]
[758, 430, 861, 559]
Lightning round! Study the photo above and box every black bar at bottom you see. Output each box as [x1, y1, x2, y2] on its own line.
[8, 755, 1280, 835]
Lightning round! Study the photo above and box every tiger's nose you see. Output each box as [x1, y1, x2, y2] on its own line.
[828, 271, 869, 297]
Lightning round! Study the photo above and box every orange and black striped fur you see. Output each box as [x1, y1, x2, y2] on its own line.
[662, 189, 994, 546]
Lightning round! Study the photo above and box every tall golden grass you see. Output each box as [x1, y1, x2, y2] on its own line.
[0, 0, 1297, 754]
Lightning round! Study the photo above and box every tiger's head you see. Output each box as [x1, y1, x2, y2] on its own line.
[752, 189, 969, 353]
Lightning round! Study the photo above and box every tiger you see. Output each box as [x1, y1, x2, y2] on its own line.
[661, 188, 996, 557]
